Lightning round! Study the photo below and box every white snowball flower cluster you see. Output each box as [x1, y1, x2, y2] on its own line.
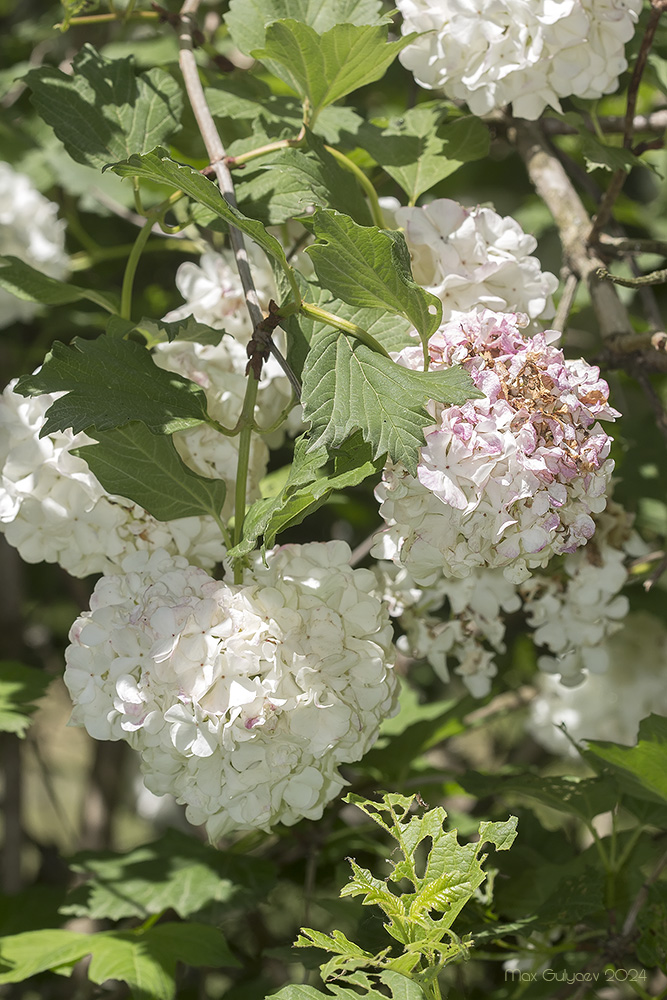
[0, 381, 227, 577]
[163, 245, 274, 338]
[0, 161, 68, 328]
[152, 339, 268, 504]
[373, 310, 619, 585]
[529, 613, 667, 755]
[64, 543, 397, 837]
[163, 248, 301, 440]
[397, 0, 642, 120]
[392, 199, 558, 323]
[374, 562, 520, 698]
[519, 502, 645, 684]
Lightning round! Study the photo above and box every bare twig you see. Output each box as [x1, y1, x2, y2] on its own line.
[540, 109, 667, 136]
[513, 120, 633, 340]
[643, 551, 667, 592]
[349, 531, 380, 567]
[178, 1, 263, 332]
[552, 272, 579, 334]
[621, 845, 667, 939]
[597, 265, 667, 288]
[597, 234, 667, 256]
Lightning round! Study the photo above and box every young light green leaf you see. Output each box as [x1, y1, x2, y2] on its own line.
[359, 106, 490, 203]
[268, 971, 423, 999]
[108, 148, 293, 280]
[26, 44, 182, 169]
[15, 336, 210, 437]
[61, 828, 275, 921]
[0, 256, 117, 313]
[584, 714, 667, 806]
[344, 793, 517, 930]
[303, 209, 442, 348]
[301, 328, 479, 473]
[228, 431, 382, 559]
[0, 662, 52, 738]
[252, 21, 410, 115]
[236, 131, 371, 226]
[225, 0, 390, 56]
[74, 423, 227, 523]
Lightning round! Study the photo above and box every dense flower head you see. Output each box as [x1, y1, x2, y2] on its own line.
[391, 199, 558, 322]
[0, 369, 245, 576]
[374, 562, 520, 697]
[529, 613, 667, 755]
[397, 0, 642, 120]
[373, 310, 619, 585]
[64, 543, 397, 837]
[0, 161, 68, 328]
[519, 502, 645, 684]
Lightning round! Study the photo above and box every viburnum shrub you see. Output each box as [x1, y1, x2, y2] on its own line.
[0, 1, 666, 998]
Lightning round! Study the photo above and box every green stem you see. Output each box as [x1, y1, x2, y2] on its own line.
[120, 217, 154, 321]
[585, 821, 610, 872]
[424, 975, 443, 1000]
[212, 511, 232, 549]
[613, 824, 645, 874]
[120, 191, 185, 319]
[227, 133, 305, 167]
[232, 374, 260, 566]
[58, 9, 158, 25]
[300, 301, 391, 357]
[323, 145, 385, 229]
[69, 239, 201, 271]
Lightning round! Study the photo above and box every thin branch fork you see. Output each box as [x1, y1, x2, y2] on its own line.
[589, 2, 667, 243]
[540, 109, 667, 136]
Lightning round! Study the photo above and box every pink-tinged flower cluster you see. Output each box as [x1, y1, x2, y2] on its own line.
[373, 311, 619, 584]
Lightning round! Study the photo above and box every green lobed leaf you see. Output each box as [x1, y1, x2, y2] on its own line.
[301, 328, 478, 473]
[61, 828, 276, 921]
[359, 684, 474, 780]
[0, 256, 117, 313]
[16, 336, 210, 437]
[74, 422, 227, 523]
[136, 316, 228, 348]
[252, 21, 410, 115]
[579, 132, 644, 173]
[359, 105, 490, 203]
[0, 662, 52, 738]
[206, 78, 364, 146]
[584, 714, 667, 806]
[108, 148, 293, 280]
[26, 44, 182, 169]
[229, 431, 382, 558]
[0, 924, 237, 999]
[302, 209, 443, 349]
[456, 770, 618, 825]
[236, 130, 371, 226]
[225, 0, 390, 56]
